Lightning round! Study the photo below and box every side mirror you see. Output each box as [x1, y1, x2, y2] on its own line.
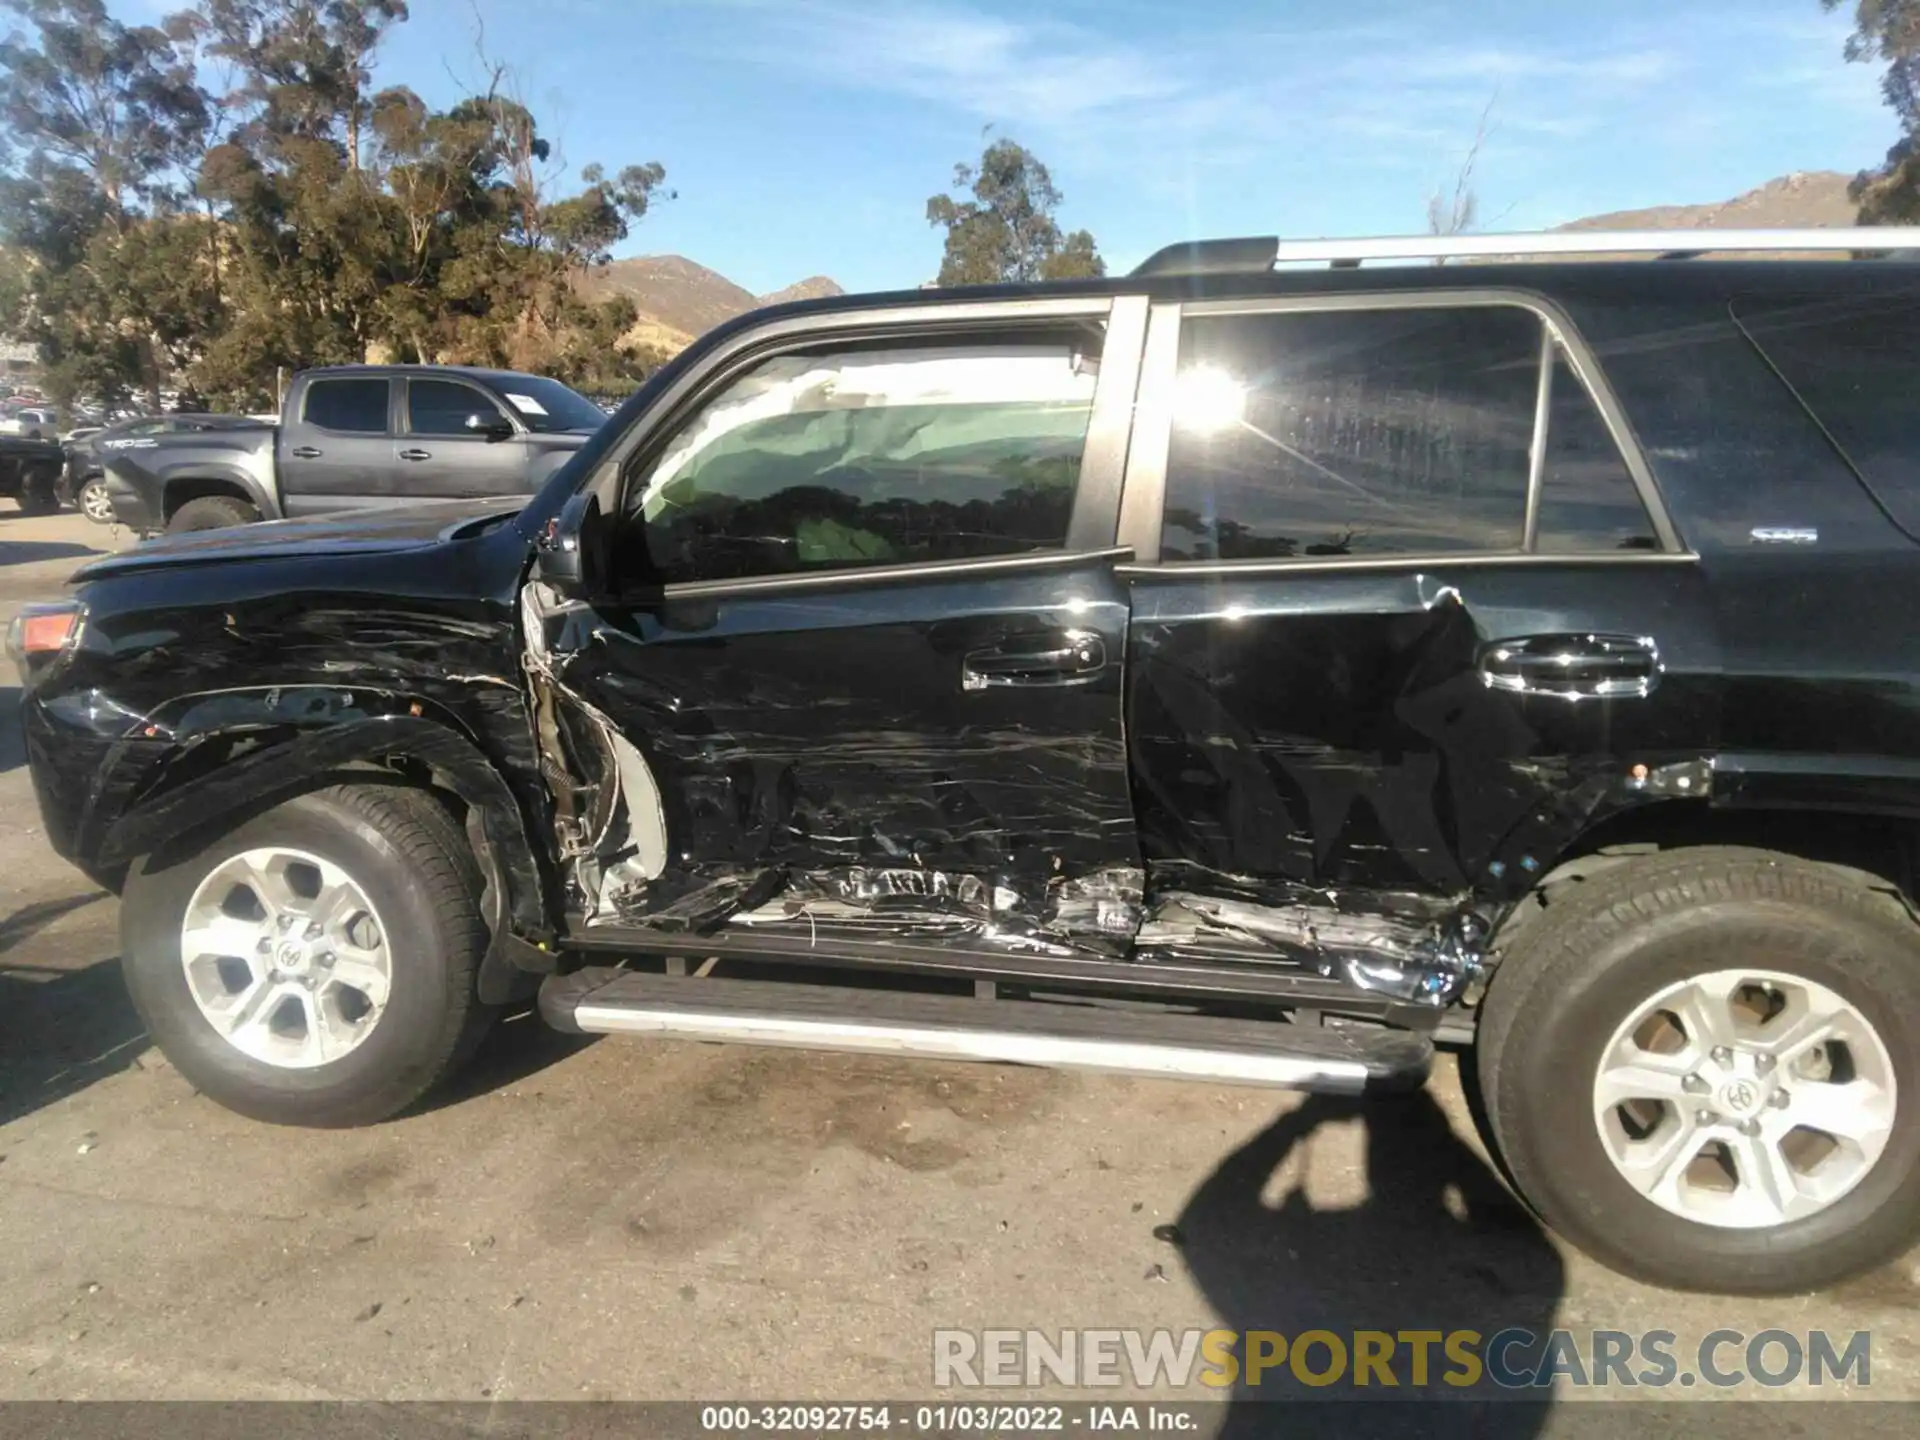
[465, 412, 516, 442]
[534, 490, 595, 597]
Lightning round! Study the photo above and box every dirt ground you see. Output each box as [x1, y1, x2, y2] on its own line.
[3, 507, 1918, 1425]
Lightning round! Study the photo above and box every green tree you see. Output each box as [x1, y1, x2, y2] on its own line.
[0, 0, 211, 410]
[1825, 0, 1920, 220]
[0, 0, 208, 210]
[925, 137, 1105, 285]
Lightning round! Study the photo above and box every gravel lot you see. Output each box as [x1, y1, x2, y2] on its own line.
[2, 507, 1918, 1424]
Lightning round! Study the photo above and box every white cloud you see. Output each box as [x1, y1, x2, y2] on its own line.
[720, 0, 1692, 177]
[698, 0, 1900, 257]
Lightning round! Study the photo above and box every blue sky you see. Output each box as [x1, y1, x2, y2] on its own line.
[372, 0, 1896, 294]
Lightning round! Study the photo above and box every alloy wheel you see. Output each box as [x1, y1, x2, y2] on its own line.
[178, 846, 394, 1069]
[1592, 967, 1896, 1229]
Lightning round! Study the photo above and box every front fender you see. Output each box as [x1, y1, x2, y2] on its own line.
[98, 715, 556, 996]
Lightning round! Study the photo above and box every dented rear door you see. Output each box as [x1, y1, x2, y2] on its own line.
[530, 297, 1153, 956]
[1114, 294, 1718, 999]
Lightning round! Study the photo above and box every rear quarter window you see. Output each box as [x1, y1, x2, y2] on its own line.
[1734, 292, 1920, 540]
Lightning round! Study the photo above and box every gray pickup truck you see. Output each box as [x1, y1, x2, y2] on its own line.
[103, 364, 609, 532]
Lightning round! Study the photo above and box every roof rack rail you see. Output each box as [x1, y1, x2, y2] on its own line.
[1129, 228, 1920, 277]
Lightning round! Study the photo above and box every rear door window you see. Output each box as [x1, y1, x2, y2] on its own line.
[1734, 293, 1920, 539]
[1160, 304, 1660, 560]
[1161, 306, 1541, 559]
[302, 378, 391, 435]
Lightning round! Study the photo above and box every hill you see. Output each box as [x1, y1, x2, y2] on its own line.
[582, 255, 846, 353]
[1561, 170, 1858, 233]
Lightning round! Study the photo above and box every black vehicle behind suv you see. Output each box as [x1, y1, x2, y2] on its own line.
[62, 412, 262, 523]
[16, 229, 1920, 1295]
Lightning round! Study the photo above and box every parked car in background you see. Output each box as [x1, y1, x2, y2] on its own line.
[0, 432, 63, 512]
[0, 405, 58, 440]
[63, 413, 264, 524]
[22, 228, 1920, 1298]
[102, 365, 610, 533]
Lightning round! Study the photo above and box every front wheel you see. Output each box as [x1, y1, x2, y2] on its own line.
[120, 784, 496, 1127]
[1475, 847, 1920, 1294]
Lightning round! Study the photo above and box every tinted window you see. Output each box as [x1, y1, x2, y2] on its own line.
[628, 338, 1097, 584]
[1161, 307, 1541, 560]
[1735, 294, 1920, 538]
[303, 378, 389, 434]
[409, 379, 506, 436]
[1536, 353, 1659, 552]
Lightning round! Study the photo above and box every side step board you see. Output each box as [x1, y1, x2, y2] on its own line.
[540, 969, 1432, 1094]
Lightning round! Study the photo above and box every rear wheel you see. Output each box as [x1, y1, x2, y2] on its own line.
[1474, 847, 1920, 1294]
[167, 493, 260, 532]
[15, 468, 60, 516]
[120, 785, 496, 1127]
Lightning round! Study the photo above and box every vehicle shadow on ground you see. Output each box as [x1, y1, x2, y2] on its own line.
[0, 686, 22, 772]
[0, 896, 149, 1130]
[0, 539, 96, 567]
[1174, 1088, 1562, 1437]
[414, 1004, 599, 1115]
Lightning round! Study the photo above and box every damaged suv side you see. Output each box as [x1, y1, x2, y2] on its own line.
[19, 236, 1920, 1295]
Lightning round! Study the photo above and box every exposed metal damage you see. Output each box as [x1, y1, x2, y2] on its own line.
[517, 579, 1152, 955]
[1135, 874, 1490, 1005]
[520, 582, 669, 920]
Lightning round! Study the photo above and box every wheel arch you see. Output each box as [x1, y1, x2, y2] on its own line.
[1489, 794, 1920, 972]
[160, 465, 276, 522]
[97, 709, 557, 1005]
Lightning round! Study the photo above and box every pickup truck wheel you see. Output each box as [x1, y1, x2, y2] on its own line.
[120, 784, 497, 1128]
[16, 471, 60, 516]
[167, 494, 260, 532]
[77, 477, 114, 523]
[1475, 847, 1920, 1294]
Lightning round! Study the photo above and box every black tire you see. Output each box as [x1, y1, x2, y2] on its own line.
[167, 493, 260, 532]
[1475, 846, 1920, 1294]
[16, 469, 61, 516]
[120, 784, 497, 1127]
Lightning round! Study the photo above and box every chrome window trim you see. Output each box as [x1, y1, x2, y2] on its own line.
[1116, 289, 1684, 569]
[656, 545, 1136, 602]
[1114, 550, 1700, 581]
[1115, 302, 1183, 563]
[1067, 294, 1149, 550]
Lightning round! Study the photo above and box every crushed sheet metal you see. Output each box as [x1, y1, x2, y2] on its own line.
[1136, 881, 1487, 1006]
[726, 864, 1145, 956]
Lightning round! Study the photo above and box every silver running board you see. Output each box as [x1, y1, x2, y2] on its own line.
[544, 970, 1431, 1094]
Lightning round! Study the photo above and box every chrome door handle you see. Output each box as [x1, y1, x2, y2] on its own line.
[1479, 633, 1661, 699]
[962, 631, 1107, 690]
[398, 448, 432, 461]
[291, 446, 322, 459]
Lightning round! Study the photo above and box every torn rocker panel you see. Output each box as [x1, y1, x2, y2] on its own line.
[1135, 870, 1490, 1006]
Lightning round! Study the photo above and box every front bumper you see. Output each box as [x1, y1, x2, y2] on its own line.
[19, 688, 168, 883]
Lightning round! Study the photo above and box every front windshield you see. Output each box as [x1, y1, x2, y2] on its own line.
[493, 376, 609, 434]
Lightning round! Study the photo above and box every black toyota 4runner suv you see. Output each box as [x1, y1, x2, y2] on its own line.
[15, 231, 1920, 1296]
